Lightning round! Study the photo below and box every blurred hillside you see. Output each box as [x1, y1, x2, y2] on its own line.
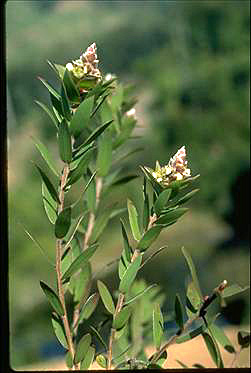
[7, 0, 249, 368]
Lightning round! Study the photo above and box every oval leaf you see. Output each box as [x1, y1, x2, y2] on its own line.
[156, 207, 188, 225]
[63, 68, 80, 104]
[97, 130, 113, 177]
[55, 207, 72, 239]
[58, 120, 72, 163]
[175, 294, 184, 330]
[221, 284, 249, 298]
[177, 189, 199, 205]
[119, 254, 142, 294]
[65, 350, 73, 369]
[42, 181, 58, 224]
[65, 147, 94, 187]
[97, 280, 115, 314]
[137, 225, 162, 252]
[35, 100, 58, 128]
[74, 333, 91, 364]
[62, 243, 98, 281]
[153, 304, 164, 350]
[154, 189, 172, 216]
[51, 313, 68, 349]
[33, 137, 59, 176]
[40, 280, 64, 316]
[34, 164, 60, 204]
[124, 284, 157, 306]
[83, 119, 113, 147]
[202, 331, 223, 368]
[78, 293, 99, 323]
[80, 345, 95, 370]
[210, 324, 235, 353]
[69, 96, 94, 137]
[181, 247, 202, 299]
[113, 306, 132, 330]
[127, 199, 141, 241]
[96, 355, 107, 369]
[186, 281, 201, 319]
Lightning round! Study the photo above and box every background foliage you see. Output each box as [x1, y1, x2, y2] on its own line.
[7, 0, 249, 368]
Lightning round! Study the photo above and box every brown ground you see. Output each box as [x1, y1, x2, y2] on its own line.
[19, 326, 250, 371]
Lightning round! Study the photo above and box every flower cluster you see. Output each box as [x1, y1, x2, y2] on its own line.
[66, 42, 102, 81]
[152, 146, 191, 186]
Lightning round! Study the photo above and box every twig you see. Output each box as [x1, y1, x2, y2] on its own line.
[151, 280, 229, 365]
[56, 164, 78, 370]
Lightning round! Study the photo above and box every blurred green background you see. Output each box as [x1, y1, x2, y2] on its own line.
[7, 0, 250, 368]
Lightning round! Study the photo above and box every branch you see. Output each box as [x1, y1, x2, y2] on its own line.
[56, 164, 78, 370]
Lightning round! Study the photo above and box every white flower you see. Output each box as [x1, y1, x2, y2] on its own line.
[66, 62, 73, 71]
[157, 177, 163, 182]
[126, 108, 136, 118]
[152, 172, 157, 179]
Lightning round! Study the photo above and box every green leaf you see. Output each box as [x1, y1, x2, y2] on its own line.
[202, 331, 223, 368]
[176, 324, 208, 344]
[69, 96, 94, 137]
[127, 199, 141, 241]
[34, 164, 60, 204]
[33, 137, 59, 176]
[42, 181, 58, 224]
[35, 100, 58, 128]
[78, 293, 99, 323]
[47, 60, 65, 79]
[155, 207, 188, 225]
[61, 83, 71, 121]
[97, 280, 115, 314]
[51, 313, 68, 349]
[119, 254, 142, 294]
[65, 350, 73, 369]
[74, 333, 92, 364]
[175, 294, 184, 330]
[82, 119, 113, 147]
[40, 281, 64, 316]
[96, 355, 107, 369]
[210, 324, 235, 353]
[65, 147, 94, 187]
[63, 68, 80, 104]
[143, 178, 150, 230]
[80, 345, 95, 370]
[84, 168, 96, 213]
[38, 76, 61, 100]
[221, 284, 249, 298]
[113, 306, 132, 330]
[89, 325, 107, 351]
[62, 243, 98, 281]
[58, 120, 72, 163]
[137, 225, 162, 252]
[154, 189, 172, 216]
[186, 281, 201, 318]
[55, 207, 71, 239]
[50, 92, 64, 120]
[118, 220, 132, 280]
[181, 247, 202, 299]
[97, 130, 113, 177]
[120, 219, 131, 255]
[238, 331, 250, 349]
[153, 303, 164, 350]
[124, 284, 157, 305]
[177, 189, 199, 205]
[71, 263, 91, 303]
